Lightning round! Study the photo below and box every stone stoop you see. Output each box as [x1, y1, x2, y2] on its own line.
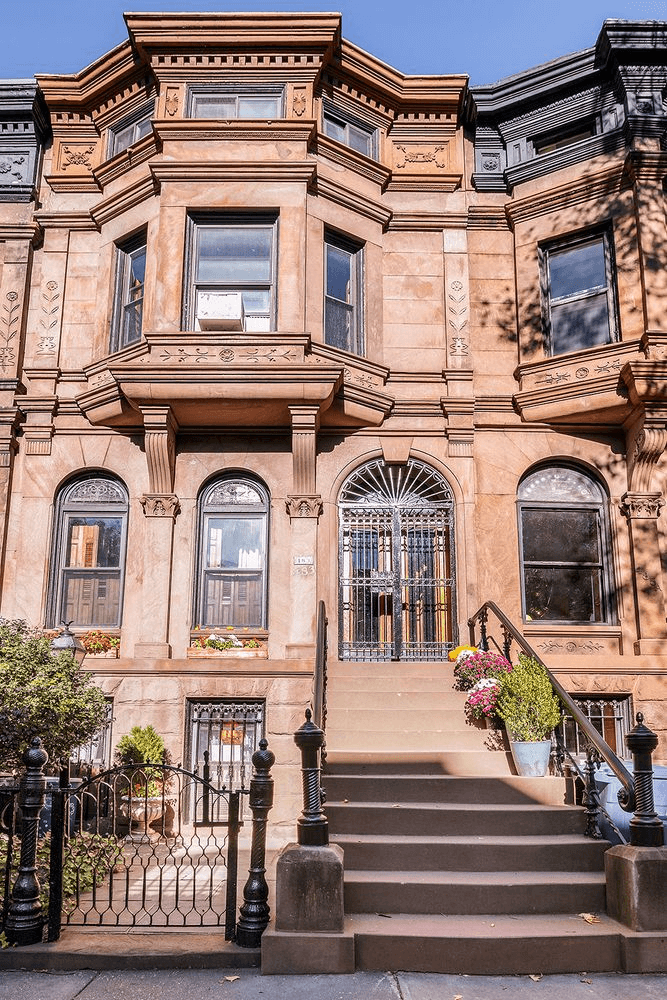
[301, 659, 667, 975]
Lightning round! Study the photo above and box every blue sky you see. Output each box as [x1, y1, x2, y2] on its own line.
[4, 0, 667, 86]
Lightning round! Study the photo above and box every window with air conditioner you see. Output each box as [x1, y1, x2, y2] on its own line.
[186, 215, 277, 332]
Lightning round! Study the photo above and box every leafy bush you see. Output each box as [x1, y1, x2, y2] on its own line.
[0, 619, 107, 771]
[495, 654, 562, 742]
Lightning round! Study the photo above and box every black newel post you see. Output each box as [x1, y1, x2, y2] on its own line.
[626, 713, 664, 848]
[47, 761, 70, 942]
[294, 708, 328, 847]
[582, 747, 603, 840]
[235, 738, 275, 948]
[5, 737, 48, 945]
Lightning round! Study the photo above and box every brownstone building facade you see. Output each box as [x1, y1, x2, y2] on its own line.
[0, 15, 666, 841]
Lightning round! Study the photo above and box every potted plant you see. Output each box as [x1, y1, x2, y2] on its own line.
[80, 631, 120, 658]
[188, 626, 267, 658]
[494, 654, 562, 777]
[114, 725, 173, 835]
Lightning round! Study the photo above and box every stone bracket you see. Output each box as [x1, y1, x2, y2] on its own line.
[140, 493, 181, 519]
[141, 405, 178, 494]
[286, 495, 323, 520]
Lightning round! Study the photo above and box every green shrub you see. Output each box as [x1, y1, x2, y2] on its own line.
[0, 831, 123, 918]
[114, 725, 172, 793]
[495, 654, 562, 742]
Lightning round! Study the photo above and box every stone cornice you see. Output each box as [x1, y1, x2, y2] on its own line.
[0, 223, 42, 246]
[90, 173, 159, 227]
[92, 132, 160, 189]
[312, 174, 391, 228]
[152, 119, 316, 145]
[315, 133, 391, 187]
[125, 11, 342, 60]
[387, 212, 467, 232]
[505, 162, 627, 226]
[149, 160, 316, 187]
[37, 42, 145, 111]
[33, 212, 97, 231]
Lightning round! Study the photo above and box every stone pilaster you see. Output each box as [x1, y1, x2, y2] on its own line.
[135, 406, 179, 657]
[620, 492, 667, 655]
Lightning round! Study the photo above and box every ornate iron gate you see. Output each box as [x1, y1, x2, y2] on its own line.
[51, 762, 249, 933]
[339, 459, 456, 661]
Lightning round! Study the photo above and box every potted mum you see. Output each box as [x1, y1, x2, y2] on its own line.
[451, 648, 513, 728]
[114, 725, 173, 835]
[494, 654, 562, 777]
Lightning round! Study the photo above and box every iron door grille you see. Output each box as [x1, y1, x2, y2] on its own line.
[339, 459, 456, 662]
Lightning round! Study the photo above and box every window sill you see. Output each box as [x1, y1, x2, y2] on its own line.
[513, 338, 641, 424]
[522, 622, 622, 658]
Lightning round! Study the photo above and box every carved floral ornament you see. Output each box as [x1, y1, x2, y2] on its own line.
[0, 155, 26, 182]
[286, 495, 323, 519]
[140, 494, 181, 519]
[619, 491, 665, 519]
[61, 144, 96, 170]
[394, 144, 449, 170]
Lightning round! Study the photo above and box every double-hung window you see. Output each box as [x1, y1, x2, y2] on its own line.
[518, 465, 613, 625]
[110, 231, 146, 352]
[542, 230, 618, 356]
[187, 215, 277, 332]
[323, 103, 376, 158]
[49, 475, 128, 629]
[324, 231, 364, 355]
[195, 476, 269, 629]
[188, 87, 283, 119]
[108, 104, 153, 157]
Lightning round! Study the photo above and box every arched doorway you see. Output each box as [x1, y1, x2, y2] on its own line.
[338, 458, 456, 661]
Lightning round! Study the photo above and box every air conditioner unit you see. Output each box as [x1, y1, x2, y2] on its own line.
[197, 292, 244, 331]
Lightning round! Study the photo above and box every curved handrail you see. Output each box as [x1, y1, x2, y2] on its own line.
[468, 600, 635, 813]
[313, 600, 328, 732]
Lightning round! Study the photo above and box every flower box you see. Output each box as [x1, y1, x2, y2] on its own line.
[84, 649, 119, 659]
[187, 646, 267, 659]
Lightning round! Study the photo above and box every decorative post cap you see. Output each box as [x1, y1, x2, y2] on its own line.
[294, 708, 324, 751]
[252, 737, 275, 771]
[23, 736, 48, 770]
[625, 712, 659, 756]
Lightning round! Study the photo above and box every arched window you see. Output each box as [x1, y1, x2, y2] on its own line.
[339, 458, 456, 661]
[48, 474, 128, 628]
[195, 475, 269, 629]
[518, 465, 613, 624]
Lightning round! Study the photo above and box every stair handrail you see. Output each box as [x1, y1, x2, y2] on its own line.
[312, 600, 328, 733]
[468, 600, 636, 814]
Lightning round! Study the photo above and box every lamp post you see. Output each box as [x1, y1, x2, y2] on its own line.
[50, 621, 86, 664]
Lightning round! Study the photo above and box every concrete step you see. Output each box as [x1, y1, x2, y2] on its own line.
[325, 728, 498, 753]
[332, 833, 610, 872]
[323, 772, 571, 806]
[324, 750, 514, 775]
[344, 869, 607, 915]
[330, 660, 456, 675]
[326, 693, 469, 712]
[325, 708, 477, 732]
[326, 801, 586, 837]
[346, 912, 623, 974]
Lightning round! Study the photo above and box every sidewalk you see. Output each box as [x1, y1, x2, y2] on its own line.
[1, 967, 667, 1000]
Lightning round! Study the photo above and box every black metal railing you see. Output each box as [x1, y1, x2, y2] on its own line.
[468, 601, 636, 815]
[312, 600, 328, 733]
